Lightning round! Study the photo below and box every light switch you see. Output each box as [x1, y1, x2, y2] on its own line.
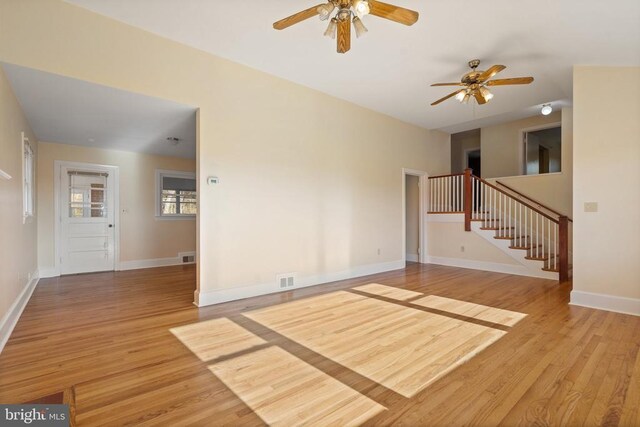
[584, 202, 598, 213]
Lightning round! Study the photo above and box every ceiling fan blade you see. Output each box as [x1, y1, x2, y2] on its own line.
[431, 83, 465, 87]
[474, 91, 488, 105]
[486, 77, 534, 86]
[273, 4, 323, 30]
[478, 65, 506, 82]
[369, 0, 419, 26]
[337, 18, 351, 53]
[431, 89, 465, 106]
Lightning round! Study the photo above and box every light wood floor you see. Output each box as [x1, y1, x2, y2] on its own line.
[1, 263, 639, 426]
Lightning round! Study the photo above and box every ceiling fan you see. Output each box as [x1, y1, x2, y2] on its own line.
[430, 60, 534, 106]
[273, 1, 419, 54]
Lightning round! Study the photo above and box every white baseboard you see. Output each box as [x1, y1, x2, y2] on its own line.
[195, 259, 405, 307]
[40, 253, 196, 275]
[570, 290, 640, 317]
[406, 253, 419, 262]
[0, 271, 39, 354]
[118, 255, 194, 271]
[426, 255, 545, 278]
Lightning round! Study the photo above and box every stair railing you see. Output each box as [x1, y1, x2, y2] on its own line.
[428, 169, 570, 281]
[495, 180, 573, 223]
[427, 173, 465, 213]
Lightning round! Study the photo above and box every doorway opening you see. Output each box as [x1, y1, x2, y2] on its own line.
[402, 168, 427, 265]
[3, 63, 199, 280]
[465, 149, 481, 177]
[405, 175, 419, 262]
[523, 125, 562, 175]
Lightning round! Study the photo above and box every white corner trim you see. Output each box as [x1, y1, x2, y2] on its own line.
[195, 259, 405, 307]
[39, 267, 60, 278]
[0, 271, 39, 354]
[0, 169, 11, 180]
[570, 290, 640, 317]
[406, 253, 419, 262]
[426, 255, 556, 279]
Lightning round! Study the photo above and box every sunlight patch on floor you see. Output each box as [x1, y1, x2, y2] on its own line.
[209, 346, 385, 426]
[170, 318, 266, 362]
[352, 283, 423, 301]
[245, 290, 508, 397]
[412, 295, 528, 327]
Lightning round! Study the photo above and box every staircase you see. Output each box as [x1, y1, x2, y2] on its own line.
[427, 169, 572, 282]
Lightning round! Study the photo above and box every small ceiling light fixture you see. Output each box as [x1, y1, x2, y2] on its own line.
[479, 86, 494, 102]
[541, 103, 553, 115]
[324, 17, 338, 39]
[353, 0, 371, 17]
[317, 2, 335, 20]
[352, 16, 368, 38]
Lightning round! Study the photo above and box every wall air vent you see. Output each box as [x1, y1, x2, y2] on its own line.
[276, 273, 297, 289]
[178, 252, 196, 264]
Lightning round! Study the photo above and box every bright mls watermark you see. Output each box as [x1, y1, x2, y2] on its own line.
[1, 405, 68, 426]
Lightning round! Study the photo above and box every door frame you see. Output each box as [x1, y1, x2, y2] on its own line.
[54, 160, 121, 276]
[402, 168, 428, 265]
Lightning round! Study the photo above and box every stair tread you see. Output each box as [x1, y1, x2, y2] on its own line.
[525, 255, 557, 261]
[509, 244, 543, 250]
[494, 235, 528, 240]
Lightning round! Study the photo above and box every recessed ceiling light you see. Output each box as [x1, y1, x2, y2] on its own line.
[541, 104, 553, 115]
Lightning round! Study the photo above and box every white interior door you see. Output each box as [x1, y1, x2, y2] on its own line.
[60, 165, 116, 274]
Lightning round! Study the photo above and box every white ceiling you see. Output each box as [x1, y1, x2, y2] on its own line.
[2, 62, 197, 158]
[64, 0, 640, 132]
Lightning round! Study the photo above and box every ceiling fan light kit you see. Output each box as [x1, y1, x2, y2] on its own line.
[430, 60, 535, 106]
[273, 0, 419, 53]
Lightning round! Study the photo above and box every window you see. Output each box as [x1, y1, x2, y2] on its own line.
[22, 135, 35, 222]
[156, 170, 196, 218]
[68, 171, 108, 218]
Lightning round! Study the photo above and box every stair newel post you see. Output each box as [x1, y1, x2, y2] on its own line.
[464, 168, 472, 232]
[559, 215, 569, 282]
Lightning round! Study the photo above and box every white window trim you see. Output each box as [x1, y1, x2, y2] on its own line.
[155, 169, 196, 220]
[22, 132, 35, 224]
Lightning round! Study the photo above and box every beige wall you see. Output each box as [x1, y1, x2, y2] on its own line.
[573, 66, 640, 302]
[405, 175, 419, 257]
[0, 0, 450, 304]
[481, 111, 562, 179]
[450, 129, 481, 174]
[37, 141, 196, 271]
[487, 109, 573, 216]
[427, 221, 519, 265]
[0, 65, 38, 325]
